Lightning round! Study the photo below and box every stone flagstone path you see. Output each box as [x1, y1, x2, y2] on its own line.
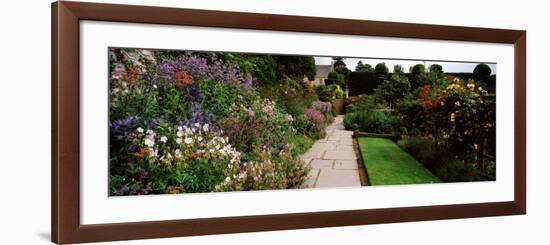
[300, 115, 361, 188]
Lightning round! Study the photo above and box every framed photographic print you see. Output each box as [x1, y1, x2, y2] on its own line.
[52, 1, 526, 244]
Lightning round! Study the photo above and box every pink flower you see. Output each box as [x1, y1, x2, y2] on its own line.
[304, 108, 324, 125]
[263, 105, 273, 115]
[285, 114, 294, 122]
[244, 107, 255, 116]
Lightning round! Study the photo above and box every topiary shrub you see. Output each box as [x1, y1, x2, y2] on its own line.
[473, 63, 492, 77]
[428, 64, 443, 74]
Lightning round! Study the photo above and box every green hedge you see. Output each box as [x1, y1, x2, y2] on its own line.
[347, 72, 380, 96]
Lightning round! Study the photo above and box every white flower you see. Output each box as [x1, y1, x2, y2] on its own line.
[203, 124, 209, 132]
[149, 148, 158, 157]
[197, 136, 203, 142]
[177, 131, 183, 137]
[153, 84, 158, 89]
[176, 138, 183, 144]
[216, 145, 220, 150]
[136, 127, 144, 133]
[225, 177, 231, 182]
[174, 149, 182, 158]
[160, 136, 168, 143]
[166, 153, 173, 159]
[194, 123, 200, 128]
[184, 137, 193, 145]
[144, 138, 155, 147]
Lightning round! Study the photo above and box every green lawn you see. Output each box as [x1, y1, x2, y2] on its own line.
[358, 137, 440, 186]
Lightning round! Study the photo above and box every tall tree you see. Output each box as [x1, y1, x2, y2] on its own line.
[375, 73, 411, 110]
[410, 63, 426, 90]
[374, 62, 389, 83]
[473, 63, 492, 80]
[273, 56, 317, 80]
[356, 61, 373, 72]
[429, 64, 443, 74]
[393, 64, 404, 74]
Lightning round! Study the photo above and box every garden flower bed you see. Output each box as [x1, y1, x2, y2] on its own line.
[345, 62, 496, 183]
[108, 48, 335, 195]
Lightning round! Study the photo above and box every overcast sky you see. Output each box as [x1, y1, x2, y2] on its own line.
[314, 57, 497, 75]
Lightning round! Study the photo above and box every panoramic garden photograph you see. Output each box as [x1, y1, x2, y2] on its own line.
[108, 47, 496, 196]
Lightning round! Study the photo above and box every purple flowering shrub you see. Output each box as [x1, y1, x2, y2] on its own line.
[157, 53, 254, 90]
[311, 100, 333, 116]
[292, 108, 328, 139]
[304, 108, 325, 125]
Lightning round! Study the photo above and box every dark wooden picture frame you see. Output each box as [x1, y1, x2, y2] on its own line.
[51, 1, 526, 244]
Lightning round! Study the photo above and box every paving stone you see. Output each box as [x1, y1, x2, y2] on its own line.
[299, 115, 361, 188]
[304, 168, 320, 188]
[336, 147, 354, 152]
[323, 150, 357, 160]
[310, 159, 333, 169]
[312, 142, 336, 151]
[301, 150, 325, 159]
[328, 136, 340, 141]
[315, 169, 361, 188]
[334, 160, 359, 170]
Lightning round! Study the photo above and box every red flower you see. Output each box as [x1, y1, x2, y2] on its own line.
[434, 99, 442, 110]
[123, 67, 140, 84]
[175, 71, 194, 89]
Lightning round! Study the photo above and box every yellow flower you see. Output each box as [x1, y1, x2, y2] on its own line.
[450, 113, 456, 122]
[453, 77, 461, 83]
[467, 83, 475, 89]
[455, 101, 461, 107]
[474, 144, 478, 150]
[467, 78, 475, 84]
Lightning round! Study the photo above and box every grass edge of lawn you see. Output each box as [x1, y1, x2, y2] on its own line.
[357, 137, 441, 186]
